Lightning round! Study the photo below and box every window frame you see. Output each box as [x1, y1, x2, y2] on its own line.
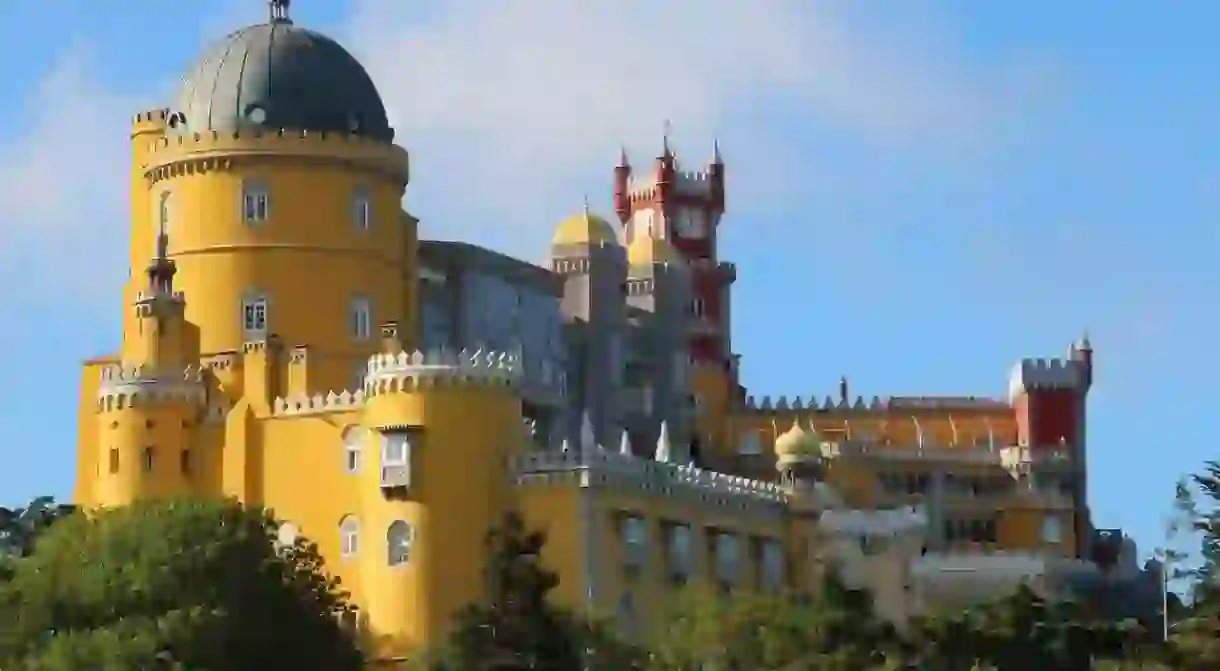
[352, 187, 373, 232]
[241, 293, 270, 340]
[340, 516, 360, 558]
[387, 520, 414, 567]
[241, 180, 270, 224]
[350, 296, 372, 341]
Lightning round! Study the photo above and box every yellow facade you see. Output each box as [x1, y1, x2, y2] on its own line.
[74, 11, 1096, 661]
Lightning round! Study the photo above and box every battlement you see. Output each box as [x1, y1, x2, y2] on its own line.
[96, 364, 206, 410]
[364, 348, 521, 395]
[625, 171, 716, 200]
[273, 390, 366, 417]
[515, 448, 787, 514]
[819, 505, 927, 537]
[143, 128, 409, 182]
[736, 393, 1008, 414]
[132, 108, 170, 126]
[1007, 357, 1083, 401]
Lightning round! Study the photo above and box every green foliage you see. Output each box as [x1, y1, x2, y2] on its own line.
[0, 496, 77, 581]
[426, 512, 643, 670]
[911, 582, 1153, 670]
[0, 497, 363, 670]
[649, 572, 904, 670]
[1162, 460, 1220, 669]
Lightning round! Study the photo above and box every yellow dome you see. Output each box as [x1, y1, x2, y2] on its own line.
[551, 208, 619, 247]
[627, 232, 683, 267]
[774, 419, 821, 462]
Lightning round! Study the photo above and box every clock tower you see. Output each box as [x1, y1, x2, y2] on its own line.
[612, 137, 737, 376]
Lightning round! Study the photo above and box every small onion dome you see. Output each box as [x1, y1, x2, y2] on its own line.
[626, 231, 683, 267]
[774, 419, 821, 464]
[551, 206, 619, 247]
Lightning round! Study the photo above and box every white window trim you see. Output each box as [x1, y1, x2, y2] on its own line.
[350, 296, 372, 341]
[382, 433, 410, 466]
[343, 427, 363, 475]
[387, 520, 415, 567]
[241, 293, 269, 339]
[340, 516, 360, 558]
[242, 180, 270, 224]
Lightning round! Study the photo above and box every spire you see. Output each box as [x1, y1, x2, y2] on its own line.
[579, 410, 597, 452]
[654, 421, 672, 462]
[619, 429, 633, 456]
[711, 138, 723, 165]
[839, 376, 849, 405]
[269, 0, 292, 23]
[582, 194, 591, 220]
[618, 146, 630, 168]
[661, 119, 673, 158]
[1079, 330, 1092, 351]
[146, 221, 177, 297]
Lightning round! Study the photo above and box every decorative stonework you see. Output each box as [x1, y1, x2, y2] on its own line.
[364, 348, 520, 394]
[96, 364, 207, 410]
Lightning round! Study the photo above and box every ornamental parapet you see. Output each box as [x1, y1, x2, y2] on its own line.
[514, 449, 787, 516]
[364, 348, 521, 394]
[911, 551, 1050, 584]
[96, 364, 206, 410]
[819, 505, 928, 537]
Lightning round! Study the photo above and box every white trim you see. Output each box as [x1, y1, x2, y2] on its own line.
[339, 516, 360, 558]
[241, 180, 270, 224]
[352, 186, 372, 232]
[241, 293, 269, 339]
[387, 520, 414, 566]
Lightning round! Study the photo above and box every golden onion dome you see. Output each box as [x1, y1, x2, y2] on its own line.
[551, 206, 619, 247]
[626, 232, 683, 267]
[774, 419, 821, 463]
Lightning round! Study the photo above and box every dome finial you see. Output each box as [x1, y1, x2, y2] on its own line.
[661, 119, 673, 157]
[269, 0, 292, 23]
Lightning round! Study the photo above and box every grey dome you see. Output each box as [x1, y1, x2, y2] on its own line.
[169, 20, 393, 142]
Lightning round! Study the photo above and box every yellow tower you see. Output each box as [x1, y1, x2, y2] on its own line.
[133, 9, 413, 394]
[94, 230, 206, 506]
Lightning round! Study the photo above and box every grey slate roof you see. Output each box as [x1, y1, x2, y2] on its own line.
[169, 19, 393, 142]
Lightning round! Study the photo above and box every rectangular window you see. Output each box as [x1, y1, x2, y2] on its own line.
[243, 184, 269, 223]
[762, 540, 785, 589]
[109, 448, 119, 474]
[382, 433, 410, 466]
[737, 431, 762, 455]
[621, 515, 647, 570]
[352, 189, 372, 231]
[350, 297, 372, 340]
[691, 299, 705, 317]
[242, 297, 268, 337]
[715, 532, 740, 584]
[180, 449, 191, 475]
[668, 525, 691, 579]
[142, 446, 155, 473]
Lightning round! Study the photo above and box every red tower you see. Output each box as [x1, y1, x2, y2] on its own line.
[613, 138, 736, 371]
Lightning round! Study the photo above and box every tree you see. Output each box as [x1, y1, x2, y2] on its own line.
[0, 496, 76, 581]
[428, 512, 639, 670]
[1163, 460, 1220, 669]
[649, 571, 905, 670]
[0, 497, 363, 670]
[910, 583, 1152, 671]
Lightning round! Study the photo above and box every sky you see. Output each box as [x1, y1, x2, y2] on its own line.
[0, 1, 1215, 565]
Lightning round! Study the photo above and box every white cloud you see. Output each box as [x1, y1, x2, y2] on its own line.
[345, 0, 1048, 255]
[0, 53, 139, 304]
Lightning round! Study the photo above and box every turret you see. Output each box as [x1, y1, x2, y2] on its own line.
[94, 236, 205, 507]
[613, 147, 632, 222]
[357, 346, 523, 651]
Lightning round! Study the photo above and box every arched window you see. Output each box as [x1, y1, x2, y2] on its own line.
[342, 427, 363, 475]
[387, 520, 414, 566]
[340, 516, 360, 558]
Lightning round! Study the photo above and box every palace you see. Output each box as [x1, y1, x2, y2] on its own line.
[74, 5, 1109, 657]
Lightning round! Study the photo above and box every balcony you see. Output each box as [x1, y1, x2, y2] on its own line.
[380, 465, 409, 489]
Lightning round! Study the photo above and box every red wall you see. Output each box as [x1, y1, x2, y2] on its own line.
[1015, 388, 1079, 447]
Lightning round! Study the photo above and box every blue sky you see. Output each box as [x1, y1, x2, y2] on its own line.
[0, 0, 1215, 565]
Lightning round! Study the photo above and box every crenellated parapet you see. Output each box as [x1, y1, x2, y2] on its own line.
[1007, 357, 1085, 401]
[142, 128, 409, 186]
[364, 348, 521, 395]
[515, 449, 787, 517]
[626, 170, 716, 199]
[736, 394, 1007, 413]
[273, 390, 366, 417]
[96, 364, 207, 410]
